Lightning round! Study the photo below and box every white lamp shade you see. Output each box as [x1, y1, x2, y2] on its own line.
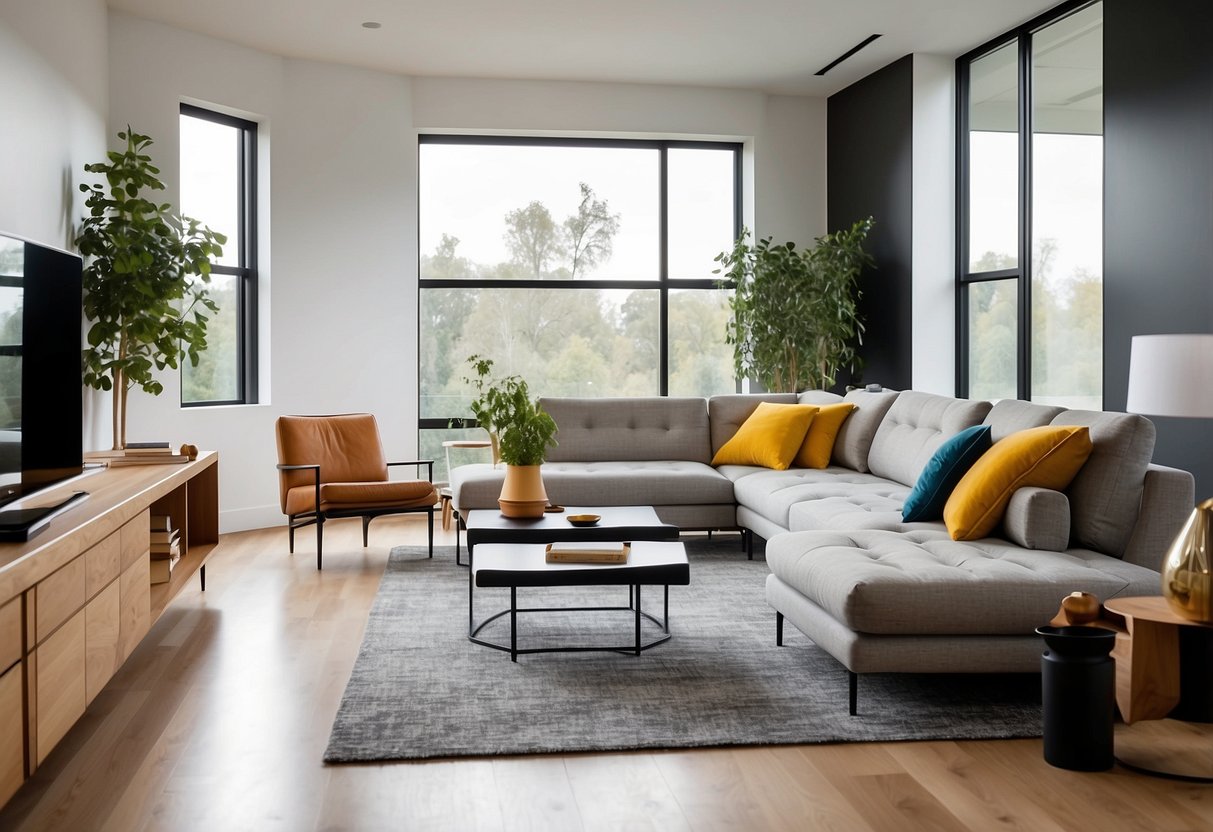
[1126, 334, 1213, 418]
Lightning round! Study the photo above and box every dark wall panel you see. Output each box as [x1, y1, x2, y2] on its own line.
[1105, 0, 1213, 497]
[827, 54, 914, 391]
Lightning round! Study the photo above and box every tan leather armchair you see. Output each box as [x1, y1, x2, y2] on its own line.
[275, 413, 437, 569]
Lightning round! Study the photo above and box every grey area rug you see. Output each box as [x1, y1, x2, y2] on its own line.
[324, 539, 1041, 762]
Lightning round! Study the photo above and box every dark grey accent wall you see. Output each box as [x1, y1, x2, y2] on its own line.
[1105, 0, 1213, 497]
[827, 54, 914, 391]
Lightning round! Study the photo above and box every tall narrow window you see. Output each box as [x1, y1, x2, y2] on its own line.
[958, 1, 1102, 407]
[418, 137, 740, 482]
[179, 104, 258, 405]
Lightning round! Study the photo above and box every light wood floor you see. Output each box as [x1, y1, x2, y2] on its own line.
[1, 517, 1210, 831]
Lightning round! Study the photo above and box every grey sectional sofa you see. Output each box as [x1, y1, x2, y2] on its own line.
[449, 390, 1194, 702]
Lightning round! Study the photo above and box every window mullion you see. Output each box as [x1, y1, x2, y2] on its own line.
[1017, 32, 1033, 402]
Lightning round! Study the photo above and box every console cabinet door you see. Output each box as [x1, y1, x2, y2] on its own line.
[0, 663, 22, 807]
[35, 610, 86, 765]
[85, 581, 121, 704]
[118, 557, 150, 662]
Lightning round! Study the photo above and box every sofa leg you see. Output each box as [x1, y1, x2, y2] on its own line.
[362, 515, 371, 547]
[776, 612, 784, 646]
[747, 530, 754, 561]
[849, 671, 858, 716]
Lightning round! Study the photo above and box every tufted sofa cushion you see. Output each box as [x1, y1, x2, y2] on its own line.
[732, 467, 894, 530]
[541, 397, 712, 464]
[788, 492, 944, 534]
[765, 529, 1161, 636]
[451, 460, 734, 510]
[866, 392, 993, 487]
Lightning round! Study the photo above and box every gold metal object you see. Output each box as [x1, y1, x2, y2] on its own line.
[1162, 498, 1213, 622]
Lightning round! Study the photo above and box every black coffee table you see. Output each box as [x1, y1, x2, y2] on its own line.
[470, 540, 690, 661]
[458, 505, 679, 565]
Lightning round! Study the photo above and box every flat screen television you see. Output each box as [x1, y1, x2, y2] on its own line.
[0, 231, 84, 510]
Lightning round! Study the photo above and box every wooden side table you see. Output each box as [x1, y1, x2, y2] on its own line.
[1071, 596, 1213, 779]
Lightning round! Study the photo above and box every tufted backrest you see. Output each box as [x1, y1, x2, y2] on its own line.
[1050, 409, 1155, 558]
[540, 397, 712, 463]
[707, 394, 799, 455]
[801, 388, 901, 472]
[867, 391, 993, 486]
[982, 399, 1065, 442]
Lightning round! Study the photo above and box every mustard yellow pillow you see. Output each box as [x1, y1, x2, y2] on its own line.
[711, 403, 817, 470]
[943, 425, 1093, 541]
[793, 402, 856, 469]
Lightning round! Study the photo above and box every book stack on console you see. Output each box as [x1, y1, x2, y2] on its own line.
[149, 514, 181, 584]
[544, 541, 630, 564]
[86, 442, 189, 466]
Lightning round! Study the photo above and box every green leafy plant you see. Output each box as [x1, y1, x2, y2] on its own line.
[75, 127, 226, 449]
[462, 355, 557, 466]
[715, 218, 874, 392]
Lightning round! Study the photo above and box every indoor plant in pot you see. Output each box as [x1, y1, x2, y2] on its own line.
[464, 355, 558, 517]
[75, 127, 226, 449]
[715, 217, 874, 392]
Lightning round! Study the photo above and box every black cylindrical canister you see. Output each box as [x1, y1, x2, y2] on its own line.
[1036, 625, 1117, 771]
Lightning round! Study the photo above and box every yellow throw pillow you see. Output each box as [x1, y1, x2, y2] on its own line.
[711, 403, 818, 470]
[943, 425, 1093, 541]
[794, 402, 856, 469]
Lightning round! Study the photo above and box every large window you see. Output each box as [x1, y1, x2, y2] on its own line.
[958, 1, 1102, 408]
[419, 137, 741, 480]
[179, 104, 258, 406]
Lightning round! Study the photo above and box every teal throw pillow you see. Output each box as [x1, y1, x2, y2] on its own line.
[902, 425, 993, 522]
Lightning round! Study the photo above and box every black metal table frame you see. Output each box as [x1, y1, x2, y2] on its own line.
[469, 582, 672, 661]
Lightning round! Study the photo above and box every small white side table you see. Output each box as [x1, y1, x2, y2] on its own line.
[441, 439, 492, 530]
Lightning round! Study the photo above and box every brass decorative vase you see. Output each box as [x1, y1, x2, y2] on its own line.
[498, 464, 548, 518]
[1162, 498, 1213, 623]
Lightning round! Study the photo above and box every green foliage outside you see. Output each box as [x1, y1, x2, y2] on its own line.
[968, 242, 1102, 406]
[419, 183, 735, 436]
[75, 128, 225, 447]
[715, 219, 874, 393]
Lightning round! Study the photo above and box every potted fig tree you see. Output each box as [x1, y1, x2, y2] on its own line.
[75, 127, 226, 449]
[715, 218, 874, 392]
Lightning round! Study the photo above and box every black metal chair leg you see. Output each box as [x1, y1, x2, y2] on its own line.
[362, 515, 371, 547]
[849, 671, 858, 716]
[288, 519, 295, 554]
[428, 508, 434, 558]
[316, 517, 324, 570]
[776, 611, 783, 646]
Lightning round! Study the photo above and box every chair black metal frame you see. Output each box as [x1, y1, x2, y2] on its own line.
[276, 460, 435, 569]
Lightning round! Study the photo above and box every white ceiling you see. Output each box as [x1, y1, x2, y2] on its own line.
[106, 0, 1064, 96]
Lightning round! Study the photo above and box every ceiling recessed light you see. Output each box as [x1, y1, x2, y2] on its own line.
[361, 21, 381, 29]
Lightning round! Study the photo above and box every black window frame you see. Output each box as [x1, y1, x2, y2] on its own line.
[955, 0, 1101, 402]
[179, 103, 259, 407]
[417, 134, 743, 434]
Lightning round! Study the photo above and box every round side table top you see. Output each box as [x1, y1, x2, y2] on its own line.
[1104, 596, 1213, 629]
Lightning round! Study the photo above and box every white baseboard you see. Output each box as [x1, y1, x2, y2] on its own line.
[220, 504, 284, 534]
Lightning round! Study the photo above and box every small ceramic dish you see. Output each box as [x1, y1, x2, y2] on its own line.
[567, 514, 601, 527]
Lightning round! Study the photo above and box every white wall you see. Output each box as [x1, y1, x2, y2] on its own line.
[109, 14, 417, 532]
[911, 54, 956, 395]
[0, 0, 107, 249]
